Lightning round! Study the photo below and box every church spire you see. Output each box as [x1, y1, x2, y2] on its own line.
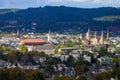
[88, 27, 90, 33]
[49, 28, 51, 34]
[107, 29, 109, 40]
[100, 30, 104, 44]
[94, 32, 97, 38]
[86, 27, 91, 40]
[47, 28, 52, 42]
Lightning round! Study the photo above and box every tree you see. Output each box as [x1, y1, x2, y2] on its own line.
[19, 45, 28, 54]
[25, 70, 45, 80]
[39, 51, 46, 57]
[0, 69, 9, 80]
[12, 50, 23, 61]
[7, 51, 17, 65]
[94, 72, 112, 80]
[54, 44, 61, 54]
[1, 46, 9, 53]
[96, 60, 100, 66]
[74, 65, 89, 76]
[54, 76, 73, 80]
[8, 68, 25, 80]
[46, 65, 55, 77]
[46, 57, 59, 65]
[0, 68, 45, 80]
[66, 40, 74, 47]
[98, 47, 108, 57]
[66, 55, 75, 66]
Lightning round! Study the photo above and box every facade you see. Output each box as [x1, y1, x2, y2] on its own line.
[80, 28, 109, 45]
[58, 47, 78, 54]
[19, 39, 54, 54]
[83, 55, 91, 62]
[98, 56, 113, 65]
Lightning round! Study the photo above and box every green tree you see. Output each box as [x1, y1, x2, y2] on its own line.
[54, 76, 73, 80]
[74, 65, 89, 76]
[96, 60, 100, 66]
[46, 65, 55, 77]
[7, 51, 17, 64]
[46, 57, 59, 65]
[66, 40, 74, 47]
[94, 72, 112, 80]
[25, 70, 45, 80]
[66, 55, 75, 66]
[98, 47, 108, 57]
[19, 45, 28, 54]
[8, 68, 25, 80]
[54, 44, 61, 54]
[0, 69, 9, 80]
[1, 46, 9, 53]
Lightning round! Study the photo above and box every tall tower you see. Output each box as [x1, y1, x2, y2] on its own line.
[107, 29, 109, 40]
[16, 30, 20, 38]
[94, 32, 97, 38]
[92, 32, 98, 45]
[47, 29, 51, 42]
[100, 31, 104, 44]
[79, 34, 83, 40]
[86, 28, 91, 40]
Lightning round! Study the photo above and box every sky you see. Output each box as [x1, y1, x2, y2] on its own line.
[0, 0, 120, 9]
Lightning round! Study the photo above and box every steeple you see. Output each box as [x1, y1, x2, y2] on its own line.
[100, 30, 104, 44]
[88, 27, 90, 33]
[49, 28, 51, 34]
[80, 34, 83, 40]
[86, 28, 91, 40]
[16, 29, 20, 38]
[107, 29, 109, 40]
[94, 32, 97, 38]
[47, 28, 51, 42]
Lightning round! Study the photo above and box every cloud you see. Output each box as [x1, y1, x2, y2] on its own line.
[46, 0, 63, 3]
[92, 0, 102, 3]
[92, 0, 120, 4]
[72, 0, 87, 2]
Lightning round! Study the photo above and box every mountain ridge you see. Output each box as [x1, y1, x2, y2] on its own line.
[0, 6, 120, 33]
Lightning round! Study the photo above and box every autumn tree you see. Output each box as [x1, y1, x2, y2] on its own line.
[74, 65, 89, 76]
[19, 45, 28, 54]
[25, 70, 45, 80]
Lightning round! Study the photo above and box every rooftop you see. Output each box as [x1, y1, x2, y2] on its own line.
[20, 39, 46, 45]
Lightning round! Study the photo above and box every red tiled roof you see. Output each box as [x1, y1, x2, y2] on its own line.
[20, 39, 46, 44]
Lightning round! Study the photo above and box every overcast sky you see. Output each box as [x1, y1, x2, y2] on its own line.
[0, 0, 120, 9]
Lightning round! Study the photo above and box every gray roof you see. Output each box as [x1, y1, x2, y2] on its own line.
[34, 44, 55, 50]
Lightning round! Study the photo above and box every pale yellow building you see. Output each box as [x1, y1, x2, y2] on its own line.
[80, 28, 109, 45]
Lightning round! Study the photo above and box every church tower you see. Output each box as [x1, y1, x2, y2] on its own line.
[16, 30, 20, 38]
[94, 32, 97, 38]
[86, 28, 91, 40]
[100, 31, 104, 44]
[107, 29, 109, 40]
[79, 34, 83, 40]
[47, 29, 51, 42]
[91, 32, 99, 45]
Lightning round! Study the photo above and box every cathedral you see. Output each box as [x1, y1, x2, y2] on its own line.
[79, 28, 109, 45]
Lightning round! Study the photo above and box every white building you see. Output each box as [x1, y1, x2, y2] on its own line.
[98, 56, 113, 65]
[83, 55, 91, 62]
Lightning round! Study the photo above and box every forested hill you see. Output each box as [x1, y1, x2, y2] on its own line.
[0, 6, 120, 33]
